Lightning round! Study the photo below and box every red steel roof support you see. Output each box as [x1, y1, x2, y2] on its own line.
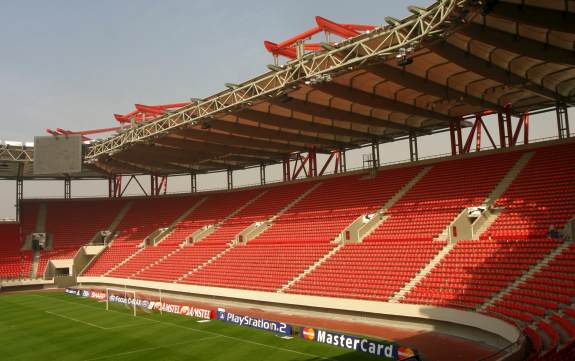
[265, 16, 375, 60]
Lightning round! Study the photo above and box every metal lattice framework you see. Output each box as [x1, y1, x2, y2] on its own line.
[4, 0, 574, 181]
[85, 0, 466, 161]
[0, 146, 33, 162]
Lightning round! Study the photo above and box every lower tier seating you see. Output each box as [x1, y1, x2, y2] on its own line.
[0, 223, 31, 279]
[83, 245, 139, 276]
[285, 239, 446, 301]
[403, 239, 559, 310]
[134, 243, 229, 282]
[180, 243, 335, 291]
[36, 248, 78, 277]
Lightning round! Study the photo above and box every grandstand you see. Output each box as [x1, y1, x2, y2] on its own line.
[1, 0, 575, 360]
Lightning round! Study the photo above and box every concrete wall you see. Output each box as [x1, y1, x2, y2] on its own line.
[77, 276, 521, 345]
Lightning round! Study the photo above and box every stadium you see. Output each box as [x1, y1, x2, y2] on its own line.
[1, 0, 574, 360]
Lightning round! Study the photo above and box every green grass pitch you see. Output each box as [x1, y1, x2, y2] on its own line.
[0, 291, 384, 361]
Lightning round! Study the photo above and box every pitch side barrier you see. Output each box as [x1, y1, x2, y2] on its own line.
[65, 288, 419, 359]
[64, 288, 213, 319]
[301, 327, 419, 361]
[216, 308, 293, 336]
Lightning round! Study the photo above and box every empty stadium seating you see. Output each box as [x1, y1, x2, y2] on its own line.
[404, 239, 559, 309]
[10, 140, 575, 359]
[0, 223, 30, 279]
[286, 152, 520, 301]
[183, 166, 423, 291]
[36, 199, 126, 277]
[138, 184, 313, 283]
[115, 188, 263, 280]
[83, 197, 194, 276]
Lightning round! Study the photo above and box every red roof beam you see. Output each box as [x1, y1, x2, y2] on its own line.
[275, 26, 322, 49]
[264, 41, 298, 59]
[315, 16, 361, 38]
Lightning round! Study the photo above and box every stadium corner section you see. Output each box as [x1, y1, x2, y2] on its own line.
[64, 287, 420, 361]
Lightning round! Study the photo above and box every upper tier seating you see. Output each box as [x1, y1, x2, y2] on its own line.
[136, 184, 312, 283]
[482, 144, 575, 240]
[369, 152, 521, 241]
[183, 167, 423, 291]
[113, 188, 264, 281]
[82, 197, 194, 276]
[286, 153, 520, 301]
[36, 199, 126, 277]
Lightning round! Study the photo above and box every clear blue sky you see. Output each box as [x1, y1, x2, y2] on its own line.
[0, 0, 432, 141]
[0, 0, 565, 218]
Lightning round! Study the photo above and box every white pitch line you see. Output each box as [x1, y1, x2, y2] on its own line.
[82, 336, 222, 361]
[37, 294, 333, 360]
[45, 311, 108, 330]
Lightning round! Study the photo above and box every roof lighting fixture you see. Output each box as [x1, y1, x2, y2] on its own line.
[225, 83, 240, 90]
[267, 64, 284, 72]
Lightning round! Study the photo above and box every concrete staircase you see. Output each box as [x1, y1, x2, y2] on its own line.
[129, 194, 266, 277]
[483, 151, 534, 206]
[28, 203, 48, 278]
[145, 197, 209, 246]
[108, 201, 133, 233]
[435, 152, 534, 242]
[388, 241, 457, 303]
[29, 251, 41, 279]
[234, 183, 323, 244]
[269, 183, 321, 222]
[223, 191, 268, 223]
[479, 240, 573, 311]
[131, 244, 186, 278]
[278, 242, 345, 293]
[339, 166, 432, 243]
[174, 243, 235, 282]
[471, 207, 503, 240]
[102, 246, 146, 277]
[382, 166, 432, 213]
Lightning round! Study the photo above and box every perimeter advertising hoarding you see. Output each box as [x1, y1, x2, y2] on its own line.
[300, 327, 418, 360]
[216, 309, 292, 336]
[64, 288, 213, 320]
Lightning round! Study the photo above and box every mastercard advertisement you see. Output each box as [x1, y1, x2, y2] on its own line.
[299, 327, 418, 361]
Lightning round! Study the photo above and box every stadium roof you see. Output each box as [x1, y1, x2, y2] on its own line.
[3, 0, 575, 178]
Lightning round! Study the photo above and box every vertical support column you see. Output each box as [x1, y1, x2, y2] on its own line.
[497, 111, 507, 148]
[108, 176, 114, 198]
[161, 176, 168, 195]
[524, 113, 529, 145]
[409, 133, 419, 162]
[341, 149, 347, 172]
[556, 104, 571, 139]
[449, 120, 457, 155]
[149, 175, 168, 196]
[227, 168, 233, 190]
[259, 163, 266, 185]
[190, 173, 197, 193]
[150, 175, 157, 196]
[505, 105, 513, 146]
[333, 150, 341, 174]
[308, 147, 317, 177]
[371, 140, 380, 169]
[15, 164, 23, 223]
[476, 116, 482, 152]
[456, 118, 463, 154]
[282, 155, 291, 182]
[112, 176, 122, 198]
[64, 177, 71, 199]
